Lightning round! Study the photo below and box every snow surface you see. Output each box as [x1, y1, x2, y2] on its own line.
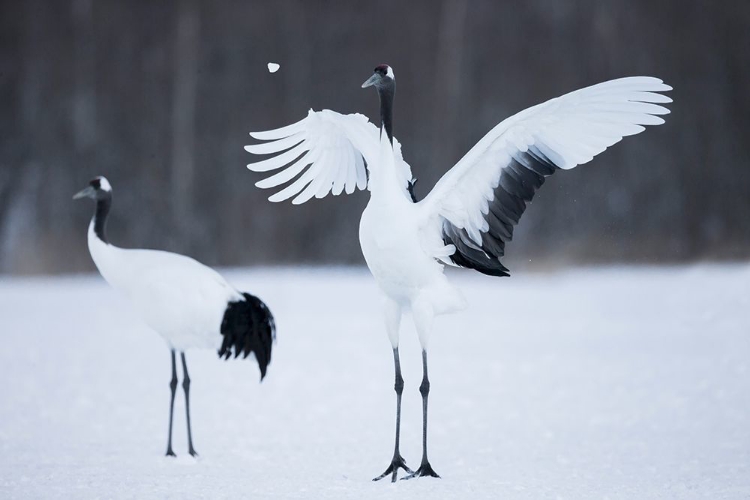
[1, 265, 749, 499]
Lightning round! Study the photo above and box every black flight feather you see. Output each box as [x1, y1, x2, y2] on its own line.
[442, 147, 561, 277]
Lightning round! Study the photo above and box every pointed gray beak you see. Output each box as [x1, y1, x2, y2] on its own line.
[361, 73, 380, 88]
[73, 186, 95, 200]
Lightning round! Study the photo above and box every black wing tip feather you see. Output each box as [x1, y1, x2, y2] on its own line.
[218, 292, 276, 381]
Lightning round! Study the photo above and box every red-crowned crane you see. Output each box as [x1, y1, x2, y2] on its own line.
[74, 176, 276, 457]
[245, 66, 671, 481]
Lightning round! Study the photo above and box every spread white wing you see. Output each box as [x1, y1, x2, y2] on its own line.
[246, 109, 413, 204]
[418, 76, 672, 276]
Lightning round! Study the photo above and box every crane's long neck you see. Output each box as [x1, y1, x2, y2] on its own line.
[92, 195, 112, 244]
[377, 82, 395, 145]
[369, 80, 409, 203]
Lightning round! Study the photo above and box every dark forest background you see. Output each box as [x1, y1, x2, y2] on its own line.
[1, 0, 748, 275]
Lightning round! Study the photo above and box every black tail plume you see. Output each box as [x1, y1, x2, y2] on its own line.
[218, 293, 276, 380]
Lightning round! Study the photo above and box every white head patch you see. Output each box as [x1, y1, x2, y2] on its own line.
[97, 177, 112, 192]
[386, 66, 395, 80]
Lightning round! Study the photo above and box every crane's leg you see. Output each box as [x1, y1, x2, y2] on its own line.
[404, 299, 440, 479]
[165, 349, 178, 457]
[403, 349, 440, 479]
[373, 347, 412, 482]
[373, 299, 413, 482]
[180, 352, 198, 457]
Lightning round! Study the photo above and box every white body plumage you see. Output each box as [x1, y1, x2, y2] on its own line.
[358, 134, 466, 346]
[87, 222, 242, 351]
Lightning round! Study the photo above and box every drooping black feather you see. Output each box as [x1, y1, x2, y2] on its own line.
[443, 145, 560, 277]
[442, 224, 511, 277]
[218, 293, 276, 380]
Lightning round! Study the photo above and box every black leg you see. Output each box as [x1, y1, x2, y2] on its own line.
[165, 349, 177, 457]
[180, 352, 198, 457]
[373, 347, 413, 482]
[403, 349, 440, 479]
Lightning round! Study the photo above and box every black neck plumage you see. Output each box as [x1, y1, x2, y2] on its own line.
[93, 195, 111, 243]
[377, 81, 395, 145]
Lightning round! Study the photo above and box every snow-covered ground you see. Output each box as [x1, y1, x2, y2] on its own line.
[1, 265, 748, 499]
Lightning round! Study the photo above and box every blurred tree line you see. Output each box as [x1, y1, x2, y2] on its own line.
[0, 0, 748, 274]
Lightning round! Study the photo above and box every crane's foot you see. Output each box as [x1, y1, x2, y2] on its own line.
[373, 455, 413, 483]
[188, 446, 199, 458]
[165, 448, 176, 457]
[402, 461, 440, 480]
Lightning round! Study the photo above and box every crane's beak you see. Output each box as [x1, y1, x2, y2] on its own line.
[361, 73, 380, 88]
[73, 186, 95, 200]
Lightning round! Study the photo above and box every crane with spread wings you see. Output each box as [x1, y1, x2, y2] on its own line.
[245, 64, 671, 481]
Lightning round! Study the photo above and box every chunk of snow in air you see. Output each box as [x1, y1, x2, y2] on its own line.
[267, 63, 280, 73]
